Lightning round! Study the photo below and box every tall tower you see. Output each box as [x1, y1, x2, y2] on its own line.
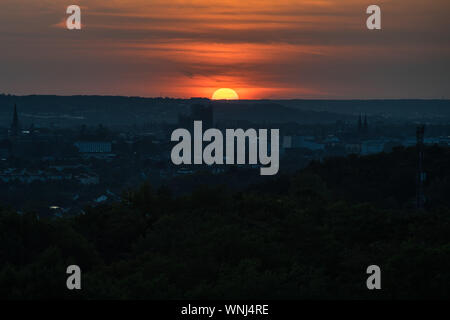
[190, 103, 213, 129]
[416, 125, 426, 209]
[363, 114, 368, 134]
[358, 113, 362, 133]
[10, 104, 20, 137]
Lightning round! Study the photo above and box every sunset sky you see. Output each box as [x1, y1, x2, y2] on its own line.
[0, 0, 449, 99]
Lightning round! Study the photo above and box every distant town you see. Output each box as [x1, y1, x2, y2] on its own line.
[1, 95, 450, 216]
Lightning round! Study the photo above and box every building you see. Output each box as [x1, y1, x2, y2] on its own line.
[357, 113, 369, 137]
[75, 173, 100, 185]
[9, 104, 20, 137]
[191, 104, 213, 129]
[361, 140, 385, 155]
[345, 143, 361, 155]
[178, 103, 214, 130]
[285, 136, 325, 151]
[74, 141, 112, 153]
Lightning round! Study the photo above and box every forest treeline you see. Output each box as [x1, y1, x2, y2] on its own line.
[1, 146, 449, 299]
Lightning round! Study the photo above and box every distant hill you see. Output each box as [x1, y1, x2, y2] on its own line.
[280, 99, 450, 120]
[213, 101, 352, 124]
[0, 94, 188, 127]
[1, 94, 449, 128]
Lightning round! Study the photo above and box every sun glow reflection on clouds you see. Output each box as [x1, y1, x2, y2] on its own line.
[0, 0, 449, 99]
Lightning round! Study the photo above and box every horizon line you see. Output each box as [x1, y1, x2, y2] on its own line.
[0, 94, 449, 102]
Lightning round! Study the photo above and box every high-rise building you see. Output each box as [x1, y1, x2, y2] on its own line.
[190, 104, 213, 129]
[178, 103, 214, 131]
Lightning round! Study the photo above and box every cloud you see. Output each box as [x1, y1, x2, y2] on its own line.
[0, 0, 449, 98]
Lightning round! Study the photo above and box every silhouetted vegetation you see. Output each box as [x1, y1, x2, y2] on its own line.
[1, 146, 450, 299]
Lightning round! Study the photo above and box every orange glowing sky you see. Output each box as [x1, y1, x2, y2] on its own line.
[0, 0, 449, 99]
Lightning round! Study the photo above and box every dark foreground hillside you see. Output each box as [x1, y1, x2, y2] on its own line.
[0, 146, 449, 299]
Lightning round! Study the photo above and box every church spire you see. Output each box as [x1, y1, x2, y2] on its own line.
[363, 114, 368, 133]
[358, 113, 362, 132]
[10, 104, 20, 136]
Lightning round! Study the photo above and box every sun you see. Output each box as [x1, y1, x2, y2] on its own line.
[212, 88, 239, 100]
